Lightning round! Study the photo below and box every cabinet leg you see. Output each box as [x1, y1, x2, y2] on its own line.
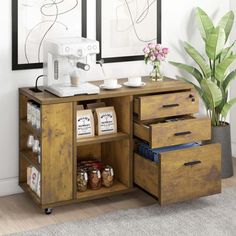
[44, 208, 53, 215]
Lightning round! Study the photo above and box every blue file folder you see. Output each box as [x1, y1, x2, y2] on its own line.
[138, 142, 200, 163]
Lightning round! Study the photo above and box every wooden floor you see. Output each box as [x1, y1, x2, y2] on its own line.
[1, 159, 236, 235]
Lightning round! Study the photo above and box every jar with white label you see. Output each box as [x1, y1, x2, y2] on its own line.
[31, 103, 37, 127]
[77, 169, 88, 192]
[36, 105, 41, 130]
[102, 166, 114, 187]
[27, 101, 33, 124]
[89, 168, 101, 190]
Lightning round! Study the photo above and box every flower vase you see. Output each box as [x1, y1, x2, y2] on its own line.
[150, 61, 163, 82]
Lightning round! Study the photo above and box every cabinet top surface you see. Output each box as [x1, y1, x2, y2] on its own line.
[19, 77, 193, 104]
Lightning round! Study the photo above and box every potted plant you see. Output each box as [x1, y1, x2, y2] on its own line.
[170, 7, 236, 178]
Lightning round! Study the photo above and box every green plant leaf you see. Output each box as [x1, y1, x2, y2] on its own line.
[223, 69, 236, 91]
[169, 61, 203, 83]
[201, 79, 222, 109]
[215, 54, 236, 82]
[216, 89, 228, 115]
[195, 7, 214, 41]
[184, 42, 211, 78]
[222, 97, 236, 118]
[176, 76, 209, 110]
[218, 10, 234, 43]
[220, 40, 236, 61]
[205, 27, 226, 60]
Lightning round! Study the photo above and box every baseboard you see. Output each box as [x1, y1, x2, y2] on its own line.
[232, 142, 236, 158]
[0, 177, 23, 197]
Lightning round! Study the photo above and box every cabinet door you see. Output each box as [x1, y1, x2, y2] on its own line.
[41, 102, 73, 205]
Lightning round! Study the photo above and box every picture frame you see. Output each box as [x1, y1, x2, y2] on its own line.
[96, 0, 161, 63]
[12, 0, 87, 70]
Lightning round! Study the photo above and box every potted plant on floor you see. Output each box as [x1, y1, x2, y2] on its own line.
[170, 7, 236, 178]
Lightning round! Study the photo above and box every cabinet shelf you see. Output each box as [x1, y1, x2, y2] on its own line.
[20, 183, 40, 205]
[77, 132, 129, 146]
[20, 119, 41, 138]
[76, 180, 129, 201]
[20, 150, 41, 171]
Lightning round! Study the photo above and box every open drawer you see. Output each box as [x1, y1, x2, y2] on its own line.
[134, 144, 221, 205]
[134, 90, 199, 120]
[134, 116, 211, 149]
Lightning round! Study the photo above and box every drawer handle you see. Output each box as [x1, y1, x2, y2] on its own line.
[184, 160, 202, 167]
[162, 104, 179, 108]
[174, 131, 192, 136]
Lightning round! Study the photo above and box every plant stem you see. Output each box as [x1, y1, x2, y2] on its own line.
[209, 59, 212, 71]
[212, 59, 216, 80]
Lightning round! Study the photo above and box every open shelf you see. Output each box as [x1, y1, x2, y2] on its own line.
[77, 132, 129, 146]
[20, 151, 41, 171]
[20, 119, 41, 138]
[19, 183, 40, 205]
[76, 180, 129, 201]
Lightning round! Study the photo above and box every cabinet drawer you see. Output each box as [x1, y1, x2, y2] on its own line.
[134, 116, 211, 149]
[159, 144, 221, 205]
[134, 153, 159, 197]
[134, 91, 199, 120]
[134, 144, 221, 205]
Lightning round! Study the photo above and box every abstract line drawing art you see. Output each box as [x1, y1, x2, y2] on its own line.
[12, 0, 86, 70]
[96, 0, 161, 63]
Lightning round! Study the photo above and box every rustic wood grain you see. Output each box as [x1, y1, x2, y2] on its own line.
[77, 144, 102, 161]
[76, 180, 129, 201]
[41, 102, 73, 205]
[104, 96, 133, 187]
[134, 116, 211, 148]
[19, 77, 193, 105]
[102, 140, 131, 187]
[134, 90, 199, 120]
[134, 154, 159, 197]
[159, 144, 221, 205]
[77, 132, 129, 146]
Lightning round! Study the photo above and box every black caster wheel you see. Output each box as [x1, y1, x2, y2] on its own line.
[44, 208, 53, 215]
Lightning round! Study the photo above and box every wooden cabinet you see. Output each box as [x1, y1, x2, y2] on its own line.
[19, 77, 221, 212]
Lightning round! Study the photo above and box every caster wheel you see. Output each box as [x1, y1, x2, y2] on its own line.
[44, 208, 53, 215]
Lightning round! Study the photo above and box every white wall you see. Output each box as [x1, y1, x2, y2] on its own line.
[230, 0, 236, 157]
[0, 0, 230, 196]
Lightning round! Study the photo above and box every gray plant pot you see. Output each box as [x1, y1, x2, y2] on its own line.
[211, 123, 233, 179]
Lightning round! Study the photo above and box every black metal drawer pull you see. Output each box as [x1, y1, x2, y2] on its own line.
[174, 131, 192, 136]
[162, 104, 179, 108]
[184, 160, 202, 167]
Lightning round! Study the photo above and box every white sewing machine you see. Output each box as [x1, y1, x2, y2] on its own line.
[43, 37, 100, 97]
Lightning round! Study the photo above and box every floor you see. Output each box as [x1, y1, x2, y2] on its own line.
[0, 159, 236, 235]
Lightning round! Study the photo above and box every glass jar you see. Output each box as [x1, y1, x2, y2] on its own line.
[77, 169, 88, 192]
[150, 61, 165, 82]
[102, 166, 114, 188]
[89, 168, 101, 190]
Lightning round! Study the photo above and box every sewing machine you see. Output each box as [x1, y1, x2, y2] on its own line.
[43, 37, 100, 97]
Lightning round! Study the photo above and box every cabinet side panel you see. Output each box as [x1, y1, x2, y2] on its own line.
[41, 103, 73, 205]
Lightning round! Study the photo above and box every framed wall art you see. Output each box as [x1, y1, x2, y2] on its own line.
[96, 0, 161, 63]
[12, 0, 87, 70]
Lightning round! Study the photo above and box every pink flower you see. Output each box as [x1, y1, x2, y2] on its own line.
[143, 47, 150, 54]
[162, 47, 169, 55]
[150, 55, 156, 62]
[148, 43, 155, 50]
[155, 44, 162, 51]
[156, 53, 165, 61]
